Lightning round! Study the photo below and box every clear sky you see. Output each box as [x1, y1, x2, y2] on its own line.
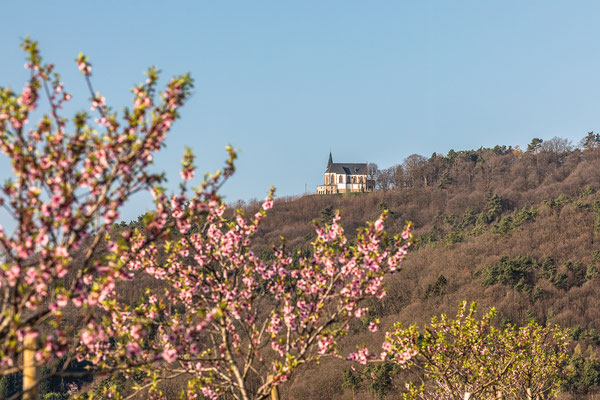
[2, 1, 600, 224]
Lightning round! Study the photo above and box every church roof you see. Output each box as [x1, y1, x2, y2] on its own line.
[325, 162, 368, 175]
[324, 153, 368, 174]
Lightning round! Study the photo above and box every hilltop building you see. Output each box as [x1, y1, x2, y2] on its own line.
[316, 152, 375, 194]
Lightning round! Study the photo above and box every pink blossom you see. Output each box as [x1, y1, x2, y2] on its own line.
[180, 168, 194, 181]
[55, 246, 68, 258]
[318, 336, 334, 354]
[262, 196, 273, 211]
[77, 61, 91, 74]
[126, 342, 142, 357]
[368, 321, 379, 332]
[161, 347, 178, 363]
[91, 95, 106, 110]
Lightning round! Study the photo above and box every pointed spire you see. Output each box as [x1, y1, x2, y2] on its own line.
[327, 151, 333, 168]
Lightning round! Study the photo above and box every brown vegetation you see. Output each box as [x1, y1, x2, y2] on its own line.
[231, 136, 600, 399]
[12, 136, 598, 399]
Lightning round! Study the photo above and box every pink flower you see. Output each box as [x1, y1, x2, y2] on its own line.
[56, 293, 69, 308]
[104, 209, 119, 224]
[374, 217, 384, 232]
[18, 85, 36, 110]
[55, 246, 68, 258]
[401, 226, 411, 240]
[348, 346, 371, 364]
[126, 342, 142, 357]
[77, 61, 91, 75]
[262, 197, 274, 211]
[368, 320, 380, 332]
[354, 307, 369, 318]
[201, 387, 218, 400]
[91, 96, 106, 111]
[317, 336, 334, 354]
[161, 347, 178, 363]
[80, 330, 94, 346]
[181, 168, 194, 181]
[50, 193, 62, 208]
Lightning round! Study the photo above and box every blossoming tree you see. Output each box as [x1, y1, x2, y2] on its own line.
[77, 167, 413, 399]
[0, 38, 193, 397]
[382, 302, 570, 400]
[0, 40, 414, 400]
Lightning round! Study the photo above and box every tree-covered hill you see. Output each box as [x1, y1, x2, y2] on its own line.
[237, 134, 600, 399]
[10, 134, 598, 399]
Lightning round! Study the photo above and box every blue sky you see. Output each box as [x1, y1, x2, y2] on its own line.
[1, 1, 600, 224]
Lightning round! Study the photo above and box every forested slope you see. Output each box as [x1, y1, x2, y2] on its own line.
[16, 135, 597, 399]
[240, 135, 600, 399]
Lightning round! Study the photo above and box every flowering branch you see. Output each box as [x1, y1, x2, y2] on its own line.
[0, 38, 193, 383]
[79, 170, 413, 398]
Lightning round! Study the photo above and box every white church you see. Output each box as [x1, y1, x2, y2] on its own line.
[316, 153, 375, 194]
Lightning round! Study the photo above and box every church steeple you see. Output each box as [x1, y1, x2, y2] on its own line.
[327, 151, 333, 168]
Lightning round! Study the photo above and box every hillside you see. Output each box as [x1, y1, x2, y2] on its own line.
[5, 135, 598, 399]
[239, 135, 600, 399]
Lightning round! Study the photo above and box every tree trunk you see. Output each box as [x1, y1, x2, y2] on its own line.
[23, 333, 39, 400]
[271, 383, 280, 400]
